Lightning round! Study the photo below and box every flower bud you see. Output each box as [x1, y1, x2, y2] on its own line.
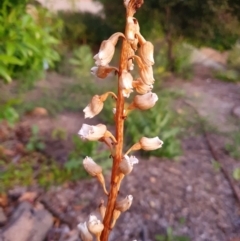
[140, 137, 163, 150]
[119, 70, 133, 98]
[83, 157, 102, 176]
[78, 124, 107, 141]
[111, 209, 121, 229]
[132, 78, 153, 94]
[99, 200, 106, 220]
[83, 95, 104, 119]
[119, 155, 139, 175]
[115, 195, 133, 212]
[128, 92, 158, 110]
[94, 32, 125, 66]
[87, 215, 104, 238]
[77, 222, 93, 241]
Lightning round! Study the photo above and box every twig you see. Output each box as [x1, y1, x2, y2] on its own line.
[183, 100, 240, 205]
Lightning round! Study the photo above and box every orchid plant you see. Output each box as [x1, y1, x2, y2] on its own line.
[77, 1, 163, 240]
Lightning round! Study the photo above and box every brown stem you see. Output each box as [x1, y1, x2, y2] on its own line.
[100, 37, 129, 241]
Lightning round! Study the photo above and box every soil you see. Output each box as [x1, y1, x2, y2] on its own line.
[1, 67, 240, 241]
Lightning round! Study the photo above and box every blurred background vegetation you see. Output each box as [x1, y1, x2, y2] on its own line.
[0, 0, 240, 190]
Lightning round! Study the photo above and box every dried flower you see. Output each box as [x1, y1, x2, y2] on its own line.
[91, 66, 118, 79]
[87, 215, 104, 240]
[79, 124, 107, 141]
[119, 69, 133, 98]
[115, 195, 133, 212]
[137, 33, 154, 66]
[77, 222, 93, 241]
[140, 137, 163, 150]
[125, 136, 163, 155]
[128, 92, 158, 110]
[131, 55, 155, 85]
[83, 95, 104, 119]
[83, 157, 102, 176]
[119, 155, 139, 175]
[83, 157, 108, 195]
[94, 32, 125, 66]
[132, 78, 153, 94]
[124, 0, 130, 8]
[126, 17, 140, 43]
[99, 200, 106, 220]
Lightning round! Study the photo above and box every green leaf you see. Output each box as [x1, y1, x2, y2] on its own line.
[0, 55, 24, 65]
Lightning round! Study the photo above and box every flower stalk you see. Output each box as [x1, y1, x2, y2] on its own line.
[77, 1, 164, 241]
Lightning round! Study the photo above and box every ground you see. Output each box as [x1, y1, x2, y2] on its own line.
[1, 66, 240, 241]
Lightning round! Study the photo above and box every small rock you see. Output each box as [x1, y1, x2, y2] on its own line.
[186, 185, 193, 192]
[0, 207, 7, 225]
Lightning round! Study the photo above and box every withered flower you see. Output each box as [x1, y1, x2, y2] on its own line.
[132, 78, 153, 94]
[94, 32, 125, 66]
[128, 92, 158, 110]
[83, 157, 108, 195]
[137, 33, 154, 66]
[132, 55, 155, 85]
[125, 137, 163, 155]
[87, 215, 104, 240]
[78, 124, 107, 141]
[91, 66, 118, 79]
[119, 155, 139, 175]
[126, 17, 140, 43]
[77, 222, 93, 241]
[119, 70, 133, 98]
[115, 195, 133, 212]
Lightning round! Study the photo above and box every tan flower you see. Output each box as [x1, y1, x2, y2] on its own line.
[94, 32, 125, 66]
[87, 215, 104, 238]
[78, 124, 107, 141]
[77, 222, 93, 241]
[126, 17, 140, 43]
[132, 55, 155, 85]
[125, 136, 163, 155]
[83, 157, 102, 176]
[128, 92, 158, 110]
[137, 33, 154, 66]
[115, 195, 133, 212]
[83, 157, 108, 195]
[83, 95, 104, 119]
[119, 155, 139, 175]
[132, 78, 153, 94]
[91, 66, 118, 79]
[140, 137, 163, 150]
[119, 70, 133, 98]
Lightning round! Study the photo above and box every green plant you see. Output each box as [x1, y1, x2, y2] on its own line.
[26, 125, 45, 151]
[0, 0, 61, 85]
[125, 89, 182, 158]
[0, 99, 19, 125]
[69, 45, 94, 77]
[225, 131, 240, 160]
[233, 168, 240, 181]
[214, 69, 240, 83]
[155, 227, 190, 241]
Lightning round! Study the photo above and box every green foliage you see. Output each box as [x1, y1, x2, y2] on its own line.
[0, 99, 19, 125]
[125, 89, 182, 158]
[155, 227, 190, 241]
[214, 69, 240, 83]
[58, 11, 112, 48]
[233, 168, 240, 181]
[225, 130, 240, 160]
[0, 0, 61, 85]
[26, 125, 45, 151]
[69, 45, 94, 77]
